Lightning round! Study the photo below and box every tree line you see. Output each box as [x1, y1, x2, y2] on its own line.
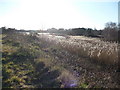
[47, 22, 120, 42]
[1, 22, 120, 43]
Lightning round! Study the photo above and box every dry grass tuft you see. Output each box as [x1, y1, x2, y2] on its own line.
[37, 33, 118, 65]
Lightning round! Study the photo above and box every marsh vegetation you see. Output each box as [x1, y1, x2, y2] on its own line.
[1, 23, 120, 88]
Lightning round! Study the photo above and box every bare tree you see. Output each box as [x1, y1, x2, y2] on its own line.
[102, 22, 118, 42]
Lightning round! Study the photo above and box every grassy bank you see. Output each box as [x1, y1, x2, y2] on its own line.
[2, 32, 63, 88]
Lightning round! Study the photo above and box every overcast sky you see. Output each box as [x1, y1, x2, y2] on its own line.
[0, 0, 119, 30]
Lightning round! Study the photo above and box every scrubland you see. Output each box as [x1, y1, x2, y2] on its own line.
[2, 32, 120, 88]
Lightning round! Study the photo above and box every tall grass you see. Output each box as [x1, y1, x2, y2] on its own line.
[37, 33, 118, 65]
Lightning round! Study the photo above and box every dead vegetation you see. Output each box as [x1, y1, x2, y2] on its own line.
[37, 33, 118, 65]
[2, 31, 120, 88]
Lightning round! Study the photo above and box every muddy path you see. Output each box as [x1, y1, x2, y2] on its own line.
[37, 33, 119, 88]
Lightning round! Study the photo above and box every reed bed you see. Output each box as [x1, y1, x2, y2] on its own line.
[37, 33, 118, 65]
